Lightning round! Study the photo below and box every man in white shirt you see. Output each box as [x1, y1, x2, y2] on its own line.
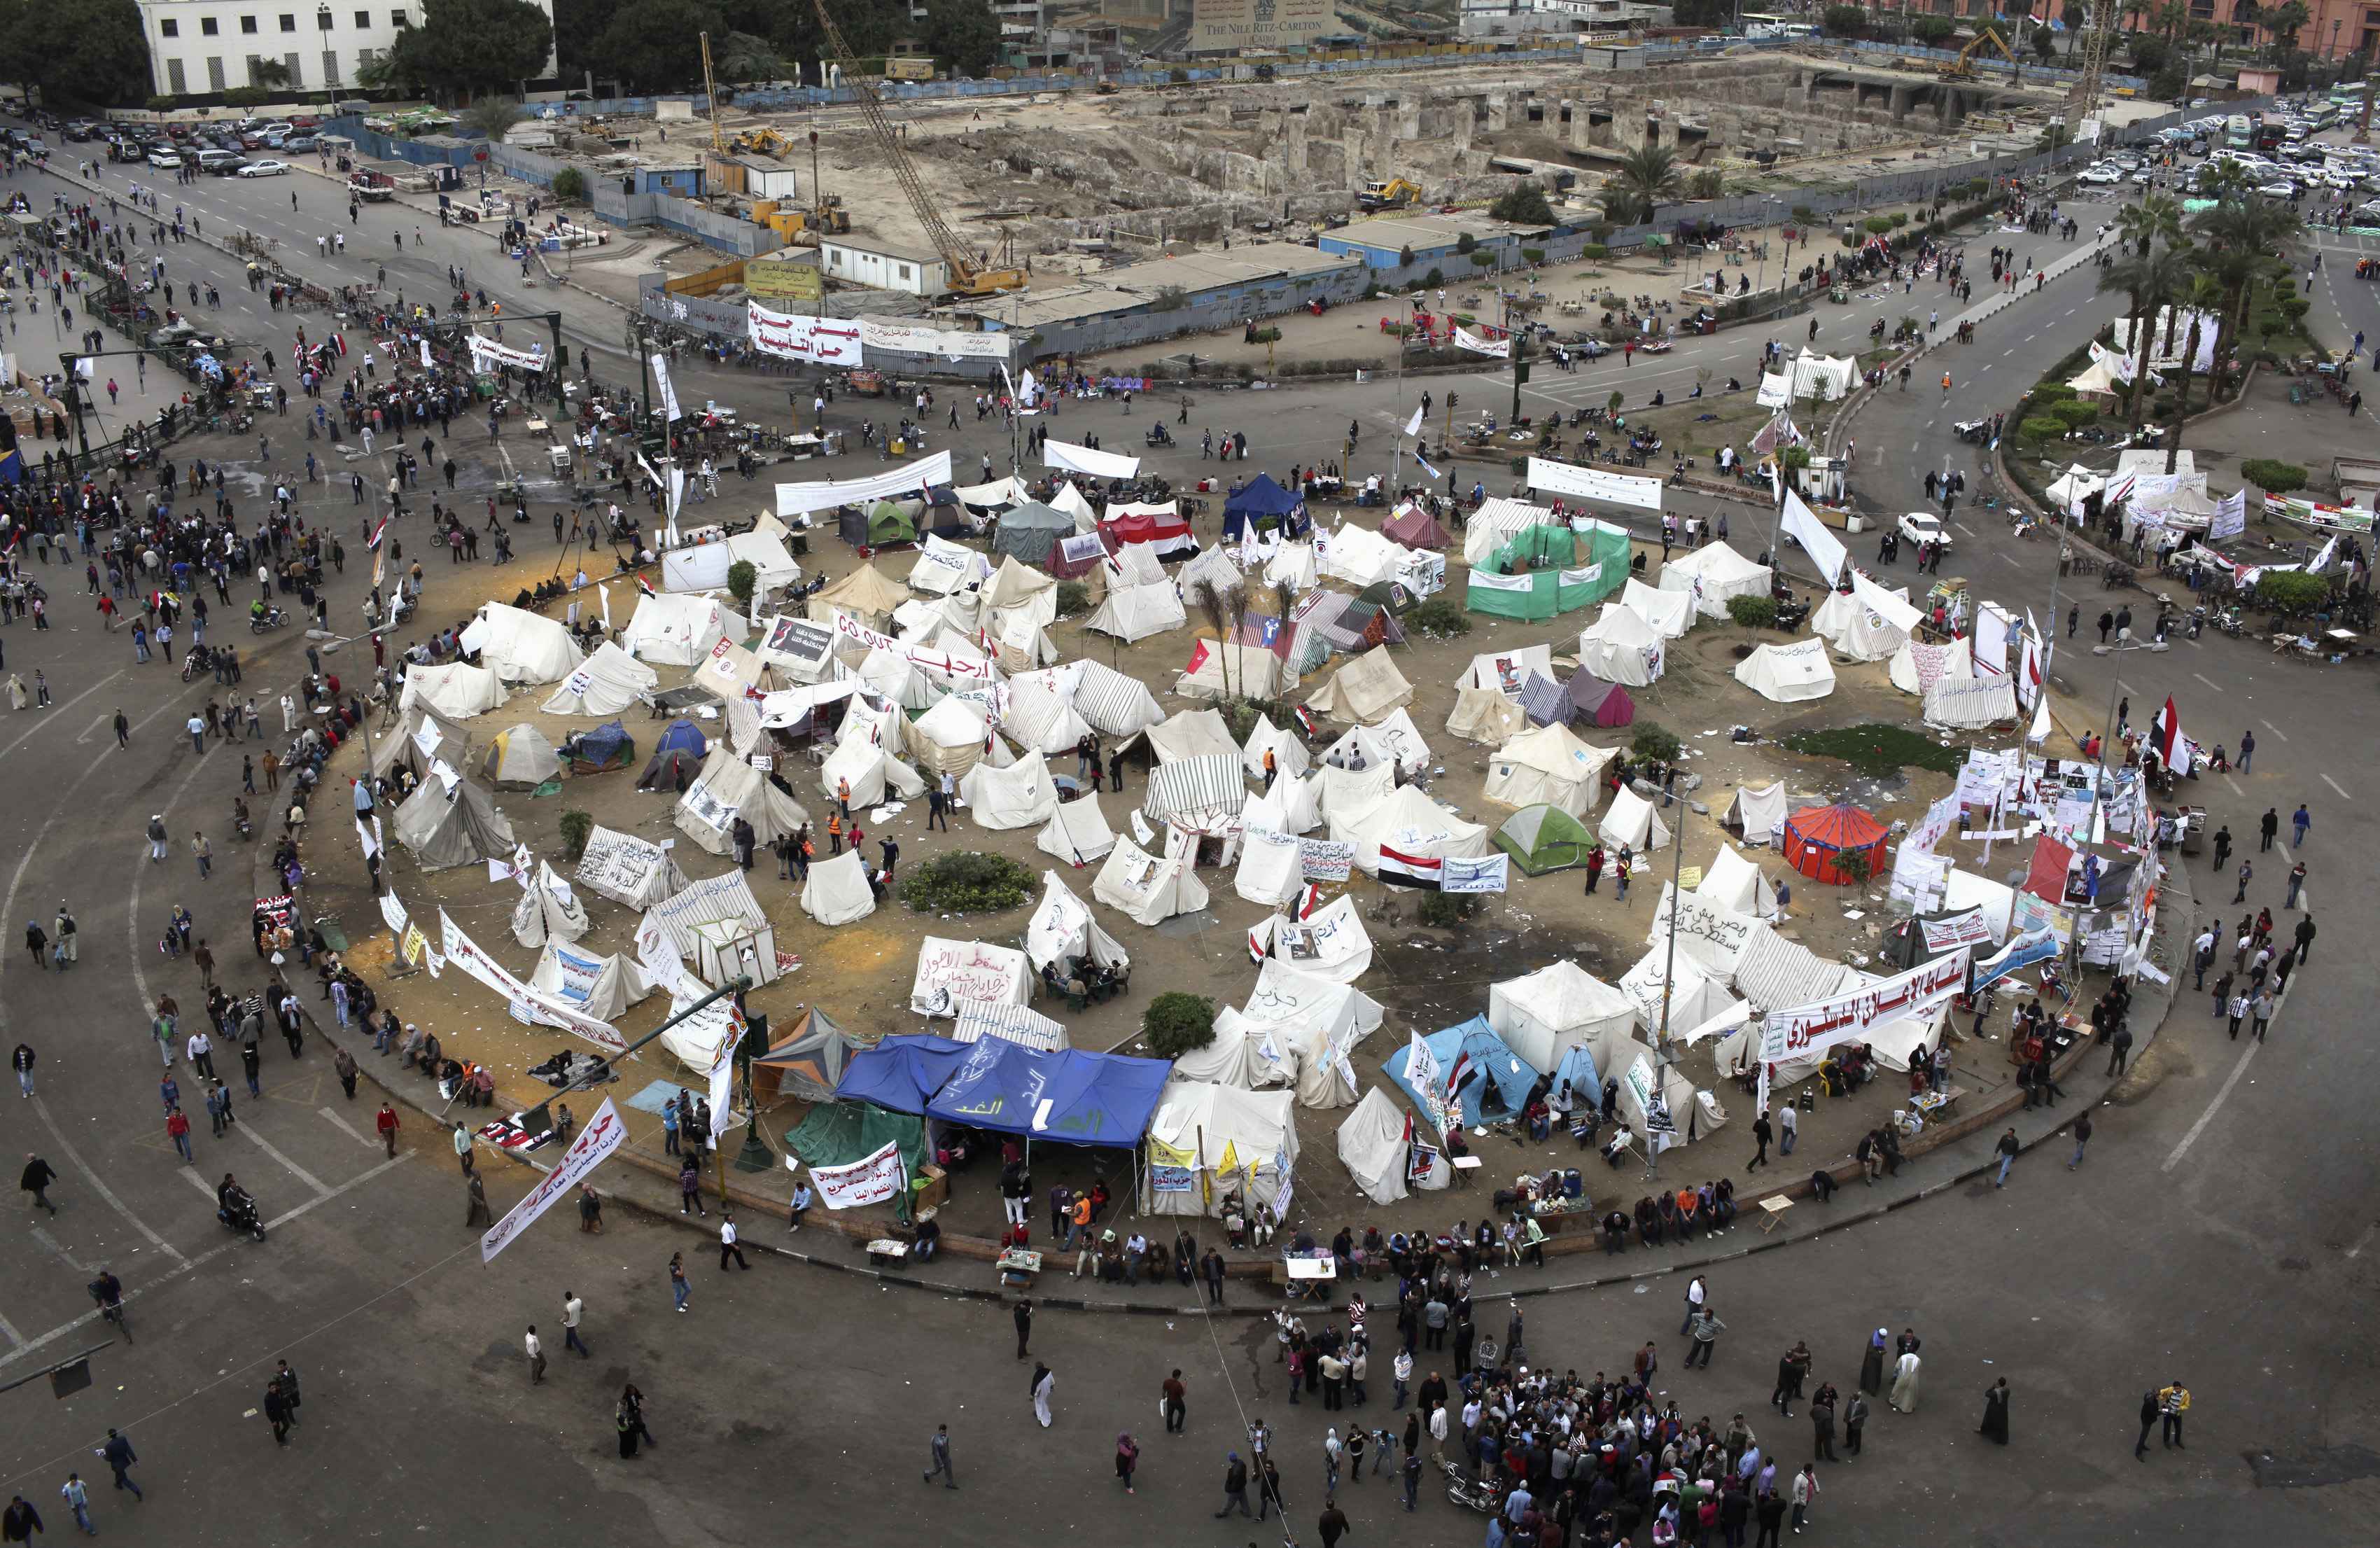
[1779, 1103, 1798, 1157]
[1682, 1273, 1707, 1337]
[719, 1211, 750, 1271]
[524, 1325, 545, 1384]
[561, 1291, 588, 1357]
[186, 1027, 215, 1081]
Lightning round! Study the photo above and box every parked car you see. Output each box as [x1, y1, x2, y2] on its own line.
[282, 134, 318, 153]
[1898, 511, 1953, 551]
[147, 148, 182, 169]
[236, 158, 290, 178]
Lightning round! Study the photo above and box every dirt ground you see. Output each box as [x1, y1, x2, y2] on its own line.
[315, 512, 2062, 1257]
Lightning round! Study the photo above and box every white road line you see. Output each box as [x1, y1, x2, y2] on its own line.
[0, 1307, 20, 1348]
[2224, 774, 2245, 797]
[2260, 718, 2290, 741]
[317, 1106, 380, 1148]
[2162, 1030, 2264, 1173]
[0, 671, 126, 765]
[2192, 671, 2223, 692]
[241, 1124, 330, 1196]
[2320, 772, 2351, 801]
[32, 1098, 185, 1264]
[28, 1225, 91, 1272]
[176, 1165, 217, 1200]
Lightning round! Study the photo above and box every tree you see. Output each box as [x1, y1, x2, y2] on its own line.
[589, 0, 722, 93]
[1140, 993, 1217, 1059]
[769, 0, 901, 76]
[1490, 183, 1555, 224]
[1912, 15, 1956, 46]
[0, 0, 150, 107]
[558, 810, 595, 862]
[2189, 194, 2304, 389]
[2261, 0, 2309, 60]
[713, 30, 785, 81]
[1609, 144, 1682, 226]
[552, 167, 588, 200]
[2032, 23, 2057, 60]
[554, 0, 620, 81]
[387, 0, 555, 98]
[462, 98, 526, 146]
[2163, 269, 2227, 473]
[2238, 457, 2307, 495]
[923, 0, 999, 75]
[1822, 4, 1865, 36]
[727, 559, 758, 608]
[249, 58, 292, 89]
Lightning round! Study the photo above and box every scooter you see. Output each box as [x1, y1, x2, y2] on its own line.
[250, 606, 288, 633]
[2187, 604, 2206, 639]
[1445, 1464, 1502, 1514]
[218, 1189, 267, 1242]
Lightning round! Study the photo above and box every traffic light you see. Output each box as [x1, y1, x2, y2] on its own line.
[1514, 360, 1532, 385]
[1447, 393, 1459, 410]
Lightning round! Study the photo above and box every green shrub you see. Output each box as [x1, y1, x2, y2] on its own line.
[2048, 400, 2099, 429]
[1579, 243, 1609, 260]
[1417, 892, 1483, 928]
[1520, 246, 1546, 265]
[1784, 724, 1963, 777]
[558, 809, 594, 862]
[1248, 326, 1281, 344]
[1790, 205, 1816, 223]
[2239, 458, 2306, 495]
[1725, 593, 1779, 630]
[898, 851, 1037, 914]
[551, 167, 588, 201]
[2027, 383, 2076, 405]
[1408, 596, 1471, 637]
[1457, 232, 1478, 254]
[146, 95, 179, 112]
[726, 559, 758, 608]
[1630, 724, 1683, 765]
[2019, 415, 2066, 447]
[1141, 993, 1218, 1058]
[1863, 216, 1896, 235]
[1492, 185, 1554, 224]
[1056, 580, 1091, 617]
[2255, 570, 2330, 613]
[223, 87, 272, 109]
[1168, 67, 1189, 83]
[1469, 251, 1494, 267]
[1423, 267, 1445, 288]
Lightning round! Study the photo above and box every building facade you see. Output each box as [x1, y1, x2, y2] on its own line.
[136, 0, 556, 99]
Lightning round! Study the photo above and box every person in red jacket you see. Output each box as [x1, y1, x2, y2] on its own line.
[375, 1103, 400, 1157]
[165, 1106, 193, 1164]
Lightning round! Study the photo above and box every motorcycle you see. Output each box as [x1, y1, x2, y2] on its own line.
[178, 647, 209, 682]
[1445, 1464, 1502, 1514]
[2213, 606, 2246, 638]
[218, 1188, 266, 1242]
[2186, 604, 2205, 640]
[250, 606, 288, 633]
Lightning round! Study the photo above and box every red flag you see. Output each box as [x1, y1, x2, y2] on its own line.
[2150, 696, 2180, 769]
[1293, 704, 1317, 738]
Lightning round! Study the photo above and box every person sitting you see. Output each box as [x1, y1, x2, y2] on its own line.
[1674, 1187, 1702, 1241]
[1712, 1178, 1738, 1227]
[1602, 1208, 1630, 1254]
[1636, 1195, 1664, 1248]
[911, 1214, 941, 1262]
[1654, 1188, 1681, 1241]
[398, 1023, 428, 1069]
[1098, 1229, 1126, 1282]
[1602, 1123, 1634, 1167]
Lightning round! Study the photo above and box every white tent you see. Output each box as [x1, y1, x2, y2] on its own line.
[1658, 542, 1770, 620]
[1577, 603, 1667, 686]
[1888, 639, 1974, 697]
[1320, 525, 1409, 588]
[1249, 895, 1374, 984]
[1942, 868, 2017, 942]
[1236, 959, 1383, 1098]
[1047, 479, 1098, 532]
[1338, 1086, 1440, 1204]
[1242, 715, 1312, 784]
[1698, 846, 1781, 919]
[392, 776, 516, 869]
[1024, 872, 1130, 974]
[638, 870, 780, 989]
[1616, 947, 1745, 1043]
[960, 751, 1060, 830]
[983, 555, 1059, 622]
[1333, 784, 1490, 876]
[724, 531, 804, 593]
[1734, 639, 1837, 703]
[1483, 723, 1614, 816]
[1233, 828, 1306, 906]
[1457, 646, 1555, 699]
[400, 661, 507, 720]
[951, 1000, 1072, 1052]
[1170, 1010, 1284, 1088]
[374, 703, 471, 783]
[1462, 497, 1559, 566]
[1730, 921, 1863, 1021]
[1599, 786, 1672, 853]
[1446, 687, 1527, 746]
[1145, 1082, 1298, 1219]
[528, 942, 658, 1024]
[1003, 672, 1096, 757]
[621, 593, 747, 667]
[1102, 543, 1166, 588]
[1924, 674, 2019, 730]
[1176, 544, 1247, 604]
[1788, 347, 1858, 402]
[1084, 581, 1186, 643]
[1306, 649, 1414, 724]
[675, 754, 811, 856]
[820, 736, 925, 809]
[575, 825, 690, 909]
[1312, 761, 1396, 829]
[510, 860, 591, 948]
[1243, 773, 1322, 837]
[1621, 578, 1694, 639]
[1093, 838, 1212, 926]
[540, 641, 659, 717]
[908, 533, 988, 598]
[799, 849, 878, 926]
[1607, 1039, 1722, 1145]
[1177, 640, 1281, 702]
[1810, 580, 1919, 663]
[1264, 541, 1318, 591]
[1142, 708, 1243, 766]
[1070, 661, 1166, 739]
[1721, 782, 1788, 847]
[910, 937, 1032, 1017]
[463, 602, 584, 685]
[1038, 795, 1119, 865]
[480, 724, 561, 788]
[1320, 708, 1431, 779]
[1488, 959, 1637, 1072]
[906, 695, 1004, 776]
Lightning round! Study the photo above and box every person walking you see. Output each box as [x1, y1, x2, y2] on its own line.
[20, 1154, 58, 1215]
[1031, 1362, 1056, 1428]
[2069, 1110, 2094, 1169]
[465, 1172, 491, 1228]
[2251, 989, 2276, 1041]
[562, 1291, 589, 1357]
[451, 1123, 475, 1175]
[2233, 858, 2253, 904]
[264, 1379, 293, 1446]
[375, 1103, 399, 1157]
[164, 1106, 192, 1164]
[2106, 1021, 2133, 1077]
[10, 1043, 31, 1099]
[57, 1474, 94, 1537]
[1746, 1109, 1772, 1171]
[1162, 1369, 1188, 1434]
[2259, 807, 2278, 851]
[4, 1495, 43, 1542]
[1811, 1388, 1838, 1461]
[719, 1212, 750, 1270]
[2290, 804, 2310, 848]
[1889, 1348, 1921, 1413]
[1216, 1451, 1252, 1517]
[670, 1252, 690, 1313]
[1114, 1431, 1140, 1494]
[1686, 1305, 1725, 1368]
[1991, 1127, 2019, 1187]
[923, 1423, 958, 1488]
[1844, 1390, 1870, 1456]
[524, 1325, 547, 1384]
[2285, 861, 2307, 910]
[2157, 1380, 2190, 1448]
[98, 1432, 139, 1500]
[1014, 1297, 1032, 1359]
[2226, 991, 2248, 1040]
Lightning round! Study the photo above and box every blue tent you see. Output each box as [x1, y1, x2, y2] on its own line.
[655, 718, 708, 758]
[1552, 1043, 1602, 1108]
[566, 719, 634, 773]
[834, 1036, 977, 1115]
[925, 1038, 1173, 1148]
[1223, 473, 1310, 541]
[1385, 1015, 1544, 1131]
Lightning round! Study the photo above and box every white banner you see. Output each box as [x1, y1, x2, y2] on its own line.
[1526, 456, 1663, 513]
[468, 334, 548, 374]
[479, 1098, 626, 1264]
[1760, 949, 1971, 1065]
[1757, 372, 1792, 408]
[775, 451, 953, 517]
[1885, 847, 1949, 909]
[1918, 909, 1994, 951]
[1298, 837, 1355, 881]
[830, 610, 997, 680]
[2209, 489, 2247, 542]
[649, 353, 681, 421]
[1453, 325, 1510, 360]
[1779, 489, 1847, 583]
[1441, 853, 1508, 893]
[750, 302, 863, 368]
[438, 909, 625, 1050]
[1468, 570, 1536, 594]
[1401, 1031, 1450, 1136]
[1042, 439, 1141, 480]
[859, 318, 1014, 363]
[377, 891, 410, 937]
[808, 1139, 909, 1210]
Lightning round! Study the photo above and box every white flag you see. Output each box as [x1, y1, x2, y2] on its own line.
[650, 353, 681, 422]
[1403, 404, 1424, 438]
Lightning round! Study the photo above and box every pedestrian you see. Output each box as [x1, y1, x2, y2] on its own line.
[720, 1211, 750, 1269]
[2239, 729, 2255, 773]
[164, 1106, 192, 1163]
[1844, 1390, 1869, 1456]
[11, 1043, 31, 1098]
[1811, 1388, 1837, 1461]
[1747, 1109, 1772, 1171]
[452, 1122, 475, 1174]
[525, 1325, 547, 1384]
[2135, 1390, 2160, 1459]
[2251, 989, 2275, 1041]
[2158, 1380, 2190, 1447]
[2259, 807, 2278, 851]
[20, 1153, 58, 1215]
[465, 1171, 491, 1227]
[4, 1495, 43, 1542]
[2106, 1021, 2133, 1077]
[579, 1183, 605, 1234]
[1858, 1327, 1886, 1393]
[375, 1103, 399, 1157]
[1032, 1361, 1056, 1428]
[1979, 1376, 2011, 1444]
[1163, 1369, 1188, 1433]
[264, 1379, 293, 1445]
[1115, 1431, 1140, 1494]
[1777, 1102, 1797, 1156]
[1217, 1451, 1252, 1517]
[2226, 991, 2248, 1040]
[1686, 1304, 1724, 1367]
[670, 1251, 690, 1312]
[2233, 859, 2251, 904]
[1991, 1126, 2019, 1187]
[922, 1422, 958, 1488]
[563, 1290, 589, 1356]
[98, 1431, 139, 1500]
[57, 1474, 94, 1536]
[1889, 1348, 1921, 1413]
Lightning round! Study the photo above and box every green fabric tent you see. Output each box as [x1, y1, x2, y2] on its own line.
[783, 1099, 931, 1220]
[1466, 521, 1629, 622]
[867, 501, 919, 545]
[1494, 803, 1599, 874]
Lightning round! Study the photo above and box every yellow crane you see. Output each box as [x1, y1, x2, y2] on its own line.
[700, 32, 727, 155]
[809, 0, 1026, 297]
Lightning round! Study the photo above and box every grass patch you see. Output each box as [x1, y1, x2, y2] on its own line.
[898, 851, 1037, 914]
[1784, 724, 1962, 779]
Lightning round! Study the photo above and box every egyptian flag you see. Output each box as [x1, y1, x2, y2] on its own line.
[1378, 845, 1442, 890]
[1247, 916, 1272, 964]
[636, 573, 658, 599]
[1446, 1049, 1476, 1106]
[1292, 704, 1317, 739]
[2149, 696, 2180, 769]
[366, 515, 389, 551]
[1295, 884, 1323, 921]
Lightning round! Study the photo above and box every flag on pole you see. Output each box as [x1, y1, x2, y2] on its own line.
[1293, 704, 1317, 738]
[1402, 404, 1424, 438]
[2148, 696, 2180, 769]
[366, 516, 389, 550]
[636, 574, 657, 599]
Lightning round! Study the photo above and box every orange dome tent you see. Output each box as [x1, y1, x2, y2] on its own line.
[1782, 803, 1889, 886]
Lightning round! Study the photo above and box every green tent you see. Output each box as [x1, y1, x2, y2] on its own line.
[867, 501, 918, 544]
[1468, 520, 1630, 622]
[1494, 803, 1599, 874]
[784, 1099, 930, 1207]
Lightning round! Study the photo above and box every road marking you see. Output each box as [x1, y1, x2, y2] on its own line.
[2162, 1028, 2264, 1173]
[2223, 774, 2244, 797]
[29, 1225, 92, 1272]
[2260, 718, 2289, 741]
[2192, 671, 2223, 692]
[31, 1098, 185, 1264]
[2349, 1222, 2378, 1260]
[241, 1124, 330, 1197]
[2320, 772, 2351, 801]
[0, 1307, 20, 1348]
[176, 1166, 218, 1201]
[0, 671, 126, 765]
[317, 1106, 381, 1148]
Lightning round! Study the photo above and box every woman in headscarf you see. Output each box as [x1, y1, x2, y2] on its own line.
[1858, 1327, 1888, 1395]
[1031, 1361, 1056, 1428]
[1114, 1432, 1139, 1494]
[1978, 1376, 2010, 1444]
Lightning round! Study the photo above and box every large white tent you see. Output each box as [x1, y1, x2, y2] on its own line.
[510, 860, 591, 947]
[1658, 542, 1770, 620]
[1233, 828, 1306, 906]
[908, 533, 989, 597]
[1721, 782, 1789, 848]
[1734, 639, 1837, 703]
[1462, 497, 1558, 566]
[1321, 525, 1413, 589]
[1616, 947, 1745, 1043]
[463, 602, 584, 685]
[1306, 648, 1414, 725]
[1320, 708, 1431, 780]
[820, 735, 925, 810]
[675, 754, 810, 856]
[1483, 723, 1614, 816]
[1488, 959, 1637, 1073]
[1621, 577, 1695, 639]
[528, 942, 659, 1024]
[400, 661, 507, 720]
[1084, 581, 1186, 643]
[540, 641, 659, 717]
[960, 751, 1060, 830]
[575, 825, 690, 909]
[910, 937, 1032, 1017]
[480, 724, 561, 788]
[1004, 671, 1097, 757]
[392, 776, 517, 870]
[1338, 1086, 1442, 1204]
[1024, 872, 1130, 975]
[1457, 646, 1554, 699]
[621, 593, 748, 667]
[1242, 715, 1312, 784]
[1248, 895, 1374, 984]
[1038, 796, 1119, 865]
[1144, 1082, 1298, 1218]
[1333, 784, 1490, 876]
[1446, 686, 1527, 746]
[1177, 640, 1282, 702]
[1243, 773, 1322, 837]
[799, 849, 878, 926]
[1576, 603, 1667, 686]
[1698, 845, 1782, 919]
[1093, 838, 1212, 926]
[906, 696, 1004, 776]
[1811, 580, 1920, 663]
[1599, 786, 1672, 853]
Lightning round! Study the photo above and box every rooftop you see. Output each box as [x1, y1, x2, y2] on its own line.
[823, 233, 949, 266]
[965, 242, 1359, 330]
[1323, 210, 1528, 253]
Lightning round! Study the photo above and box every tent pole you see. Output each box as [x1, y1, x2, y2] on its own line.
[1645, 802, 1688, 1184]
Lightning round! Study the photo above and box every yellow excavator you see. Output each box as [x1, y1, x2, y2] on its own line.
[1358, 177, 1422, 212]
[731, 127, 798, 158]
[1938, 27, 2020, 83]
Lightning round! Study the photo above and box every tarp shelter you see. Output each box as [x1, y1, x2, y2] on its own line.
[1038, 796, 1119, 865]
[1495, 804, 1597, 874]
[1721, 782, 1788, 847]
[1024, 872, 1130, 977]
[1333, 784, 1490, 877]
[574, 825, 689, 909]
[951, 1000, 1072, 1053]
[1658, 543, 1770, 620]
[374, 704, 470, 783]
[799, 849, 878, 926]
[1599, 786, 1672, 854]
[1620, 578, 1694, 639]
[1318, 525, 1407, 589]
[960, 751, 1060, 830]
[816, 563, 910, 625]
[1483, 723, 1614, 816]
[562, 720, 634, 776]
[463, 602, 584, 685]
[542, 642, 659, 716]
[1811, 581, 1919, 663]
[1488, 960, 1637, 1073]
[1320, 707, 1431, 780]
[1782, 803, 1888, 885]
[1083, 581, 1186, 643]
[753, 1007, 872, 1102]
[1141, 755, 1249, 836]
[393, 775, 517, 870]
[1306, 648, 1413, 724]
[1942, 869, 2018, 943]
[835, 1035, 977, 1113]
[638, 870, 780, 989]
[622, 594, 746, 667]
[820, 736, 925, 810]
[1924, 674, 2019, 730]
[1222, 473, 1309, 540]
[675, 754, 811, 856]
[1462, 498, 1558, 566]
[1383, 503, 1450, 550]
[1698, 846, 1781, 919]
[1447, 686, 1527, 746]
[1145, 1081, 1298, 1218]
[925, 1038, 1174, 1149]
[1177, 639, 1281, 702]
[480, 724, 561, 788]
[839, 501, 919, 549]
[1465, 521, 1628, 621]
[400, 661, 508, 720]
[1576, 604, 1667, 686]
[990, 501, 1074, 564]
[1098, 508, 1197, 559]
[1338, 1087, 1441, 1204]
[1387, 1016, 1543, 1131]
[785, 1096, 929, 1198]
[1735, 639, 1837, 702]
[528, 942, 657, 1023]
[909, 938, 1032, 1018]
[1544, 670, 1636, 729]
[1248, 895, 1374, 984]
[1094, 838, 1211, 926]
[510, 860, 591, 947]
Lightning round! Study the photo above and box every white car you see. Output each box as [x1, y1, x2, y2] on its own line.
[1898, 511, 1954, 552]
[2255, 180, 2299, 199]
[237, 159, 290, 178]
[2080, 165, 2124, 186]
[146, 148, 181, 169]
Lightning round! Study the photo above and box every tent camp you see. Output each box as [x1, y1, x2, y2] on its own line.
[1698, 846, 1782, 919]
[1305, 648, 1413, 724]
[1338, 1086, 1442, 1204]
[820, 735, 925, 810]
[1658, 543, 1770, 620]
[1734, 639, 1837, 702]
[989, 501, 1074, 565]
[638, 870, 782, 989]
[1242, 715, 1312, 784]
[1320, 709, 1431, 781]
[1782, 803, 1888, 885]
[528, 942, 658, 1024]
[1333, 784, 1490, 877]
[1483, 723, 1614, 816]
[1387, 1016, 1542, 1131]
[906, 696, 1003, 776]
[1083, 581, 1186, 643]
[1142, 707, 1242, 766]
[1720, 782, 1788, 848]
[799, 849, 878, 926]
[1530, 670, 1636, 730]
[1243, 772, 1322, 837]
[1248, 895, 1373, 984]
[1576, 603, 1667, 686]
[1458, 646, 1555, 701]
[621, 594, 747, 667]
[1446, 686, 1527, 746]
[908, 533, 988, 598]
[1620, 578, 1695, 639]
[541, 641, 659, 716]
[909, 938, 1033, 1018]
[816, 564, 911, 626]
[1024, 872, 1130, 978]
[1038, 795, 1119, 865]
[1176, 639, 1281, 702]
[510, 860, 591, 947]
[400, 661, 507, 720]
[1811, 580, 1920, 663]
[1495, 804, 1597, 874]
[674, 755, 811, 856]
[575, 825, 690, 909]
[1599, 786, 1672, 853]
[1144, 1081, 1298, 1218]
[480, 724, 561, 788]
[1232, 828, 1306, 907]
[1488, 960, 1637, 1072]
[463, 602, 584, 685]
[752, 1007, 873, 1103]
[1094, 838, 1211, 926]
[1222, 473, 1308, 540]
[960, 751, 1060, 831]
[1383, 503, 1450, 551]
[393, 776, 517, 870]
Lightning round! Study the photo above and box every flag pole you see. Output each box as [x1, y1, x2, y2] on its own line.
[1645, 800, 1688, 1183]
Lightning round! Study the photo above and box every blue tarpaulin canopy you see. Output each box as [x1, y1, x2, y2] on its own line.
[1223, 473, 1311, 540]
[1384, 1015, 1545, 1130]
[832, 1036, 977, 1115]
[925, 1039, 1174, 1148]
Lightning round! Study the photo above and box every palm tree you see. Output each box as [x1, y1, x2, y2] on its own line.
[2164, 269, 2228, 473]
[2098, 246, 2188, 430]
[2188, 194, 2304, 398]
[1609, 144, 1683, 227]
[2116, 191, 2184, 259]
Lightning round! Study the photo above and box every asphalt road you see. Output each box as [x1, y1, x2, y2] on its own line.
[0, 138, 2371, 1547]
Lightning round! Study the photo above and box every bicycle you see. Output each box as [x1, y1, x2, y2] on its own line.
[89, 1285, 132, 1344]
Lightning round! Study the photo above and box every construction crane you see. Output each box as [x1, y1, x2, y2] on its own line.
[1938, 27, 2019, 84]
[2066, 6, 2120, 137]
[700, 31, 727, 155]
[809, 0, 1026, 298]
